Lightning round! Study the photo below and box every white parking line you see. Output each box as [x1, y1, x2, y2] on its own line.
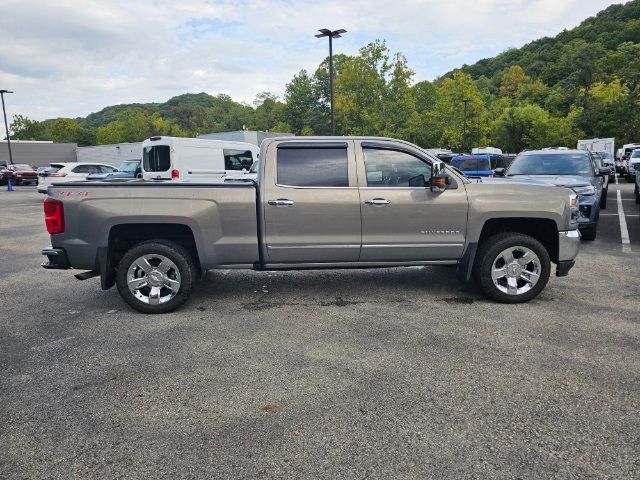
[601, 213, 640, 217]
[617, 190, 631, 253]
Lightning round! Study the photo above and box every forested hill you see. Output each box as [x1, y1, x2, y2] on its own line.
[455, 1, 640, 86]
[9, 0, 640, 151]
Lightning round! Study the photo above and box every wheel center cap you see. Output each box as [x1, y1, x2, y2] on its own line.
[148, 270, 164, 286]
[507, 262, 523, 277]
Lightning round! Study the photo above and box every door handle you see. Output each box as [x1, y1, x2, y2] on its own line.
[268, 199, 295, 206]
[364, 198, 391, 206]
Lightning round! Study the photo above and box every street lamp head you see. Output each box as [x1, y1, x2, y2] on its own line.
[0, 90, 14, 94]
[315, 28, 347, 38]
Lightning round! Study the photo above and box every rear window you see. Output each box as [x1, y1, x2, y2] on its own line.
[451, 157, 491, 171]
[143, 145, 170, 172]
[224, 149, 254, 171]
[14, 164, 34, 170]
[277, 146, 348, 187]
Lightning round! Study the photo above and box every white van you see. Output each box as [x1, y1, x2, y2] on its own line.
[141, 136, 260, 181]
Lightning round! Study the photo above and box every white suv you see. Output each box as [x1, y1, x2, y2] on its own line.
[37, 162, 117, 193]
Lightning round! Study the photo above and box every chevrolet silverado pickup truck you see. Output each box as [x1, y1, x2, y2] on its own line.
[41, 137, 581, 313]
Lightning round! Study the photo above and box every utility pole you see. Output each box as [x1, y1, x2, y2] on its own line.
[0, 89, 14, 165]
[315, 28, 346, 135]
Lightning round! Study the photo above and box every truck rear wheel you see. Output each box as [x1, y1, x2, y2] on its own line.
[475, 233, 550, 303]
[116, 240, 196, 314]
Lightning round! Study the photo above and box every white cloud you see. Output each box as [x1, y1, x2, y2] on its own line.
[0, 0, 623, 121]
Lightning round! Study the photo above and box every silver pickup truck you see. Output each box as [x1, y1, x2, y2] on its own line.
[42, 137, 580, 313]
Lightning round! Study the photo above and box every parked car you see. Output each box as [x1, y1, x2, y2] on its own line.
[635, 168, 640, 205]
[594, 151, 616, 181]
[141, 136, 259, 182]
[625, 149, 640, 183]
[450, 154, 510, 177]
[37, 162, 117, 193]
[495, 149, 608, 240]
[41, 136, 580, 313]
[86, 160, 141, 181]
[591, 152, 610, 205]
[0, 164, 37, 185]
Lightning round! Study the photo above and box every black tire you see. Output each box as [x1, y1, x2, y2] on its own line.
[580, 224, 597, 241]
[627, 176, 635, 183]
[116, 240, 197, 314]
[474, 232, 551, 304]
[600, 190, 607, 209]
[635, 184, 640, 204]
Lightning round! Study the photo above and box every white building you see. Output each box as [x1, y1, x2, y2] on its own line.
[75, 142, 143, 167]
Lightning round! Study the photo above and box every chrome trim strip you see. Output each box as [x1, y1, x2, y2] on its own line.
[267, 244, 361, 250]
[274, 184, 358, 189]
[264, 260, 459, 268]
[362, 243, 464, 248]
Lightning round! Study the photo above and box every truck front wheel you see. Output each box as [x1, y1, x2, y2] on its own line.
[475, 233, 551, 303]
[115, 240, 196, 314]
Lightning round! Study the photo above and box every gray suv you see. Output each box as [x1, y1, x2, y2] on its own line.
[495, 149, 609, 240]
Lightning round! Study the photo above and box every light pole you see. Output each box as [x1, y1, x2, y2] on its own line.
[462, 98, 469, 153]
[315, 28, 346, 135]
[0, 89, 14, 165]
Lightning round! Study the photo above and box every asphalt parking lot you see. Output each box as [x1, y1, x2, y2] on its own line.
[1, 184, 639, 479]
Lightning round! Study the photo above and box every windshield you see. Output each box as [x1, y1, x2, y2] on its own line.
[118, 161, 139, 173]
[596, 151, 612, 160]
[249, 160, 259, 174]
[14, 164, 34, 170]
[507, 153, 593, 176]
[631, 150, 640, 158]
[451, 157, 491, 171]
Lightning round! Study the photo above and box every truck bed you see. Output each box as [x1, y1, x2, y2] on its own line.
[47, 182, 260, 271]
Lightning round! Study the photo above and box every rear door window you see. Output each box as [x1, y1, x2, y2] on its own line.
[224, 149, 254, 171]
[143, 145, 171, 172]
[277, 147, 349, 187]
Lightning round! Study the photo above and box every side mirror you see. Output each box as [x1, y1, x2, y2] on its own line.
[408, 174, 426, 188]
[598, 167, 610, 176]
[430, 176, 446, 192]
[494, 168, 505, 177]
[430, 162, 447, 192]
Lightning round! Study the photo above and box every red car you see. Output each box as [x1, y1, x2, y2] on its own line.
[0, 164, 38, 185]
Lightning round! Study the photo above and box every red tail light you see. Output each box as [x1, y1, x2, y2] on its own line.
[44, 198, 64, 234]
[171, 169, 180, 179]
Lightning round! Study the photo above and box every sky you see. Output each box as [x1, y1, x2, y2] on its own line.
[0, 0, 625, 123]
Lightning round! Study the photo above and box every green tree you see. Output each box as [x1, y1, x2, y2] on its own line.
[8, 115, 48, 140]
[429, 72, 487, 150]
[284, 69, 326, 135]
[334, 40, 416, 137]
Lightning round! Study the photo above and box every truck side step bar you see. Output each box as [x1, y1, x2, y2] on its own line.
[74, 270, 100, 281]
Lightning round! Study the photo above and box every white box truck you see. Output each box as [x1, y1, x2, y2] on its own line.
[577, 138, 615, 158]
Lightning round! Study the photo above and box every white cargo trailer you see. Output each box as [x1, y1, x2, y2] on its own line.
[577, 138, 615, 158]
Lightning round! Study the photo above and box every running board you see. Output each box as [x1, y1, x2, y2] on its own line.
[74, 270, 100, 281]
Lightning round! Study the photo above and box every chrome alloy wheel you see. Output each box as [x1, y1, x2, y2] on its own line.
[491, 246, 541, 296]
[126, 254, 181, 305]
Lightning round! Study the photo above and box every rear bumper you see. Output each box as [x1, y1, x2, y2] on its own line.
[41, 246, 71, 269]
